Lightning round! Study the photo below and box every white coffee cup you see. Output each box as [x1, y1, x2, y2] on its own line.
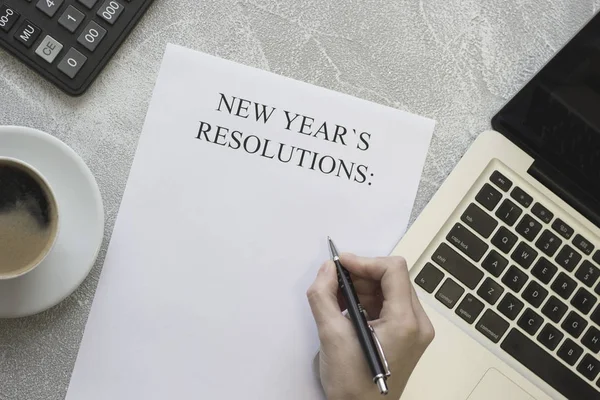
[0, 157, 60, 280]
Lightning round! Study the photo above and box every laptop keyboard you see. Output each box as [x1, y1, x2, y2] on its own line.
[415, 169, 600, 399]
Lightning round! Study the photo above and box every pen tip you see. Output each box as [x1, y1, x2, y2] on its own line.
[327, 236, 332, 242]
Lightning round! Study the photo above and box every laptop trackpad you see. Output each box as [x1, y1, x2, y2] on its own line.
[468, 368, 535, 400]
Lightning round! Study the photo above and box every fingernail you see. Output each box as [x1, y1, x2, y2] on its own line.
[319, 262, 330, 274]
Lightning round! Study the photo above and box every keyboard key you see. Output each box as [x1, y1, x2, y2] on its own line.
[446, 223, 488, 262]
[573, 234, 595, 256]
[576, 261, 600, 288]
[495, 199, 522, 227]
[36, 0, 64, 18]
[57, 48, 87, 79]
[460, 204, 498, 239]
[515, 215, 542, 242]
[414, 263, 444, 294]
[582, 326, 600, 354]
[13, 20, 41, 48]
[0, 5, 20, 33]
[78, 0, 98, 9]
[502, 265, 528, 293]
[518, 308, 544, 335]
[476, 309, 509, 343]
[475, 184, 502, 211]
[432, 244, 483, 290]
[531, 258, 557, 284]
[435, 278, 464, 309]
[537, 323, 564, 351]
[522, 281, 548, 308]
[555, 245, 582, 272]
[490, 171, 512, 192]
[502, 329, 598, 399]
[97, 0, 124, 25]
[531, 203, 553, 224]
[594, 250, 600, 266]
[562, 311, 587, 338]
[58, 5, 85, 33]
[552, 272, 577, 299]
[552, 218, 574, 239]
[77, 21, 107, 52]
[542, 295, 567, 323]
[558, 338, 584, 366]
[35, 35, 63, 64]
[481, 250, 508, 277]
[491, 227, 518, 254]
[511, 242, 538, 269]
[536, 230, 562, 257]
[455, 294, 484, 324]
[511, 187, 533, 208]
[577, 354, 600, 381]
[592, 305, 600, 326]
[477, 277, 504, 305]
[571, 287, 597, 315]
[497, 293, 524, 320]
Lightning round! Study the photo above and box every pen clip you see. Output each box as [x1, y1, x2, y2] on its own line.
[369, 324, 391, 377]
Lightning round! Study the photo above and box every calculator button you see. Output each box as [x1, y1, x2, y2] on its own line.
[77, 21, 106, 52]
[35, 35, 63, 63]
[0, 5, 20, 33]
[58, 5, 84, 33]
[97, 0, 124, 25]
[14, 20, 41, 48]
[78, 0, 98, 9]
[36, 0, 65, 18]
[57, 48, 87, 78]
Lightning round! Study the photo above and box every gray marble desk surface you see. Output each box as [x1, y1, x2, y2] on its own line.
[0, 1, 598, 399]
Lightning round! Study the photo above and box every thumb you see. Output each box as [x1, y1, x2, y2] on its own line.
[307, 261, 345, 327]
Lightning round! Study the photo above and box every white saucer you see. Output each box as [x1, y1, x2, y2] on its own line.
[0, 126, 104, 318]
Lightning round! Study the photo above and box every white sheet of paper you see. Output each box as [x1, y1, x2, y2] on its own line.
[66, 44, 435, 400]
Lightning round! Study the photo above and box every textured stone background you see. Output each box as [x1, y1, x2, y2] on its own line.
[0, 1, 599, 399]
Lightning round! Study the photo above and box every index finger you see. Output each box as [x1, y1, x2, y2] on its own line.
[340, 253, 413, 319]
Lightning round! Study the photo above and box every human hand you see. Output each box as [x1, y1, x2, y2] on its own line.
[307, 254, 434, 400]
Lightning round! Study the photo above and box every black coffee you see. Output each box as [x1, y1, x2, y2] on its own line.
[0, 160, 58, 275]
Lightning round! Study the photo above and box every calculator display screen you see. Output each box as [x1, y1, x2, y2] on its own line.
[493, 12, 600, 209]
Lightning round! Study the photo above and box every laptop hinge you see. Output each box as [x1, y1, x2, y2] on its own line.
[528, 160, 600, 230]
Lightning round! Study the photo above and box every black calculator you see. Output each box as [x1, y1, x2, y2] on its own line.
[0, 0, 154, 95]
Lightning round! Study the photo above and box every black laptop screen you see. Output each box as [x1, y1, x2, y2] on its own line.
[492, 13, 600, 209]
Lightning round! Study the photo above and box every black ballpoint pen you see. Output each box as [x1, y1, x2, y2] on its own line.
[327, 237, 391, 395]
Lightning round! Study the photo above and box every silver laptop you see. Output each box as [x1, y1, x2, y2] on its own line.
[393, 12, 600, 400]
